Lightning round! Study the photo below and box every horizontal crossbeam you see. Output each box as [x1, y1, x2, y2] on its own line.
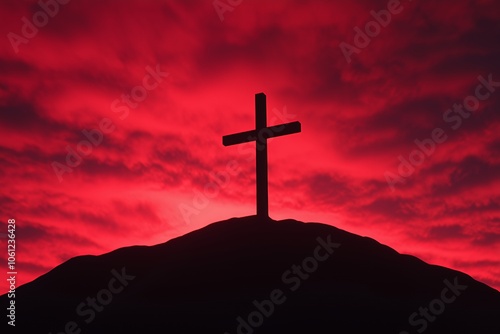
[222, 121, 301, 146]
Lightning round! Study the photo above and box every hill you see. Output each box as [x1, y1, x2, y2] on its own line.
[2, 216, 500, 333]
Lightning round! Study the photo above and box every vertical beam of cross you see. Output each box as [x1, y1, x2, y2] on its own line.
[222, 93, 301, 219]
[255, 93, 269, 218]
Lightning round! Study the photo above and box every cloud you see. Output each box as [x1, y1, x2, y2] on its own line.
[0, 0, 499, 294]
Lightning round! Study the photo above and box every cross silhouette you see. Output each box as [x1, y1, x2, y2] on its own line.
[223, 93, 301, 219]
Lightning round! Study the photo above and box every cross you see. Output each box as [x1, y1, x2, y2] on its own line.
[222, 93, 301, 219]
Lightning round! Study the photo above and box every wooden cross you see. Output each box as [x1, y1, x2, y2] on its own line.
[222, 93, 301, 219]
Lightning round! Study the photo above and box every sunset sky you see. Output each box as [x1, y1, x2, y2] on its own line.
[1, 0, 499, 294]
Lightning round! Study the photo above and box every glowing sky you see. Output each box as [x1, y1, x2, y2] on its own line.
[1, 0, 499, 294]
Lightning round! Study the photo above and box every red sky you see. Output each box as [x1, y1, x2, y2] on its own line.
[1, 0, 499, 294]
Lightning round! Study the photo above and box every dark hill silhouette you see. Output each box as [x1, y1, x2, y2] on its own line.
[2, 216, 500, 333]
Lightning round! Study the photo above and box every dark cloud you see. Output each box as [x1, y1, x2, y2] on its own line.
[305, 172, 356, 206]
[472, 232, 500, 246]
[426, 224, 467, 240]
